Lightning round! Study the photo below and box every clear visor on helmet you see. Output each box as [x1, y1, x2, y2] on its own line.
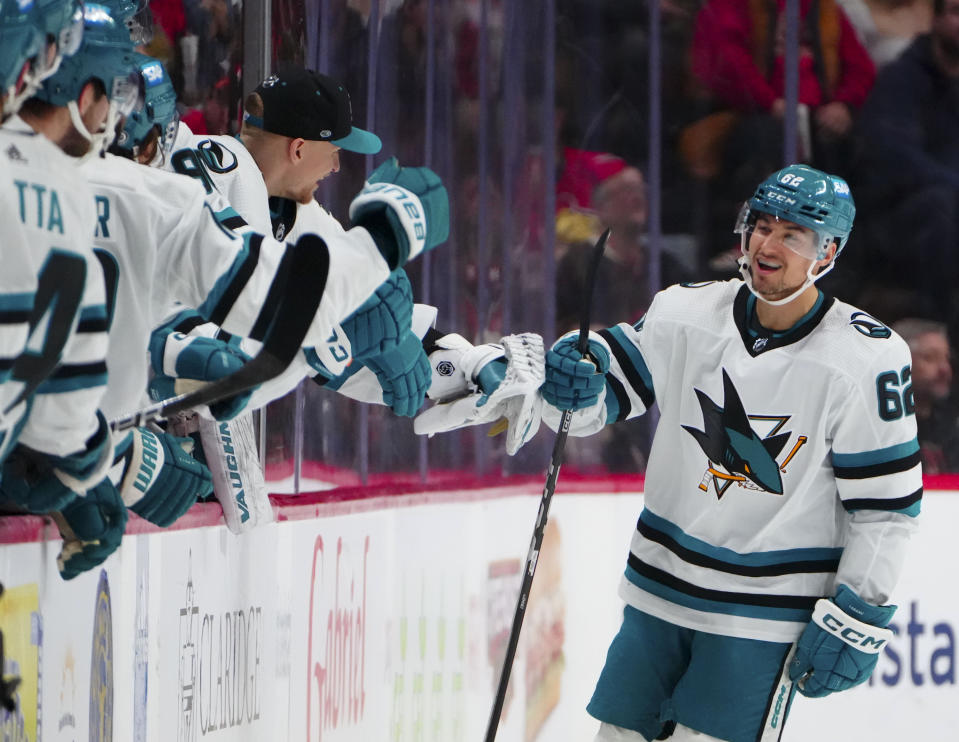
[126, 6, 154, 44]
[55, 4, 84, 58]
[27, 5, 83, 86]
[159, 107, 179, 157]
[110, 68, 143, 117]
[733, 203, 834, 262]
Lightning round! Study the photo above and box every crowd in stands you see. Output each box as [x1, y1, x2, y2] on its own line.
[154, 0, 959, 478]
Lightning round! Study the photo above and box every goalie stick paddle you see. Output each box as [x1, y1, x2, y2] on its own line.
[111, 235, 330, 431]
[483, 228, 610, 742]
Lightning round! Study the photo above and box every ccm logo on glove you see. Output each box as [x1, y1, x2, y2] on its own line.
[811, 599, 892, 653]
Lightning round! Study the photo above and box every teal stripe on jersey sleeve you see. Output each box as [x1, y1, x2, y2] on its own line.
[0, 292, 34, 312]
[78, 304, 108, 323]
[832, 438, 920, 467]
[640, 509, 843, 567]
[606, 324, 654, 392]
[36, 371, 108, 394]
[213, 205, 244, 225]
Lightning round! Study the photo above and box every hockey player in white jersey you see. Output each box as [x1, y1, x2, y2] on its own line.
[155, 69, 540, 436]
[0, 0, 132, 580]
[541, 165, 921, 742]
[162, 68, 434, 410]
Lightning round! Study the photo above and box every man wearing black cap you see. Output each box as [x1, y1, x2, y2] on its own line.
[167, 67, 383, 239]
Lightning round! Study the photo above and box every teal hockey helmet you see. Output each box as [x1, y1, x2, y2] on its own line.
[37, 4, 141, 156]
[38, 4, 138, 109]
[0, 0, 42, 96]
[735, 164, 856, 260]
[32, 0, 84, 72]
[115, 52, 178, 158]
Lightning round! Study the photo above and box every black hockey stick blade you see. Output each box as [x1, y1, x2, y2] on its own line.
[483, 228, 609, 742]
[111, 235, 330, 431]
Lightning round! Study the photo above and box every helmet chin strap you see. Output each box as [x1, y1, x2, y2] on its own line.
[67, 99, 121, 163]
[738, 236, 836, 307]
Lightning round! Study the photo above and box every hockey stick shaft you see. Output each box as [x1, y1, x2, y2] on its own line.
[111, 235, 331, 431]
[484, 228, 609, 742]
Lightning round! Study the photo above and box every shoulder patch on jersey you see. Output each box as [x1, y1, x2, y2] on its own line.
[5, 144, 27, 163]
[197, 139, 239, 174]
[679, 281, 717, 289]
[849, 311, 891, 340]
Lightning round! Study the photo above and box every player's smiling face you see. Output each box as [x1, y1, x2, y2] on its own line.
[745, 214, 820, 302]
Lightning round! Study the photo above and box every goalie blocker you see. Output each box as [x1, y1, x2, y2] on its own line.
[415, 332, 545, 455]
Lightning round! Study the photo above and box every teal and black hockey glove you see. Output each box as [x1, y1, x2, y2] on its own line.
[116, 427, 213, 527]
[0, 410, 113, 513]
[364, 331, 432, 417]
[340, 269, 415, 360]
[789, 584, 896, 697]
[148, 330, 253, 421]
[349, 157, 450, 268]
[541, 334, 610, 411]
[56, 478, 128, 580]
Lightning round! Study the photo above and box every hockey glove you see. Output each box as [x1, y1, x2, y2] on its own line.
[364, 331, 432, 417]
[788, 584, 896, 698]
[148, 331, 253, 421]
[349, 157, 449, 268]
[0, 410, 113, 513]
[541, 334, 610, 411]
[340, 269, 415, 359]
[414, 333, 546, 455]
[116, 427, 213, 527]
[55, 478, 128, 580]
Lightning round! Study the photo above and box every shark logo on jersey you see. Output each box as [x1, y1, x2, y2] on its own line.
[683, 369, 808, 498]
[849, 311, 891, 339]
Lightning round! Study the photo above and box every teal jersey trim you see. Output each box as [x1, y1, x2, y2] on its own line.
[832, 438, 920, 467]
[640, 509, 843, 568]
[624, 563, 814, 624]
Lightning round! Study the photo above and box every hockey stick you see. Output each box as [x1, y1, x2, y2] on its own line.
[111, 235, 330, 432]
[483, 228, 609, 742]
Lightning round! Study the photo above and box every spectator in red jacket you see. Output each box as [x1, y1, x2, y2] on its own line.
[688, 0, 875, 268]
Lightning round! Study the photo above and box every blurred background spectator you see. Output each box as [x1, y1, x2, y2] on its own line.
[133, 0, 959, 483]
[683, 0, 875, 265]
[892, 319, 959, 474]
[838, 0, 933, 68]
[850, 0, 959, 326]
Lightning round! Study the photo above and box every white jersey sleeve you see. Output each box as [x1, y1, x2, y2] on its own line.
[85, 154, 391, 417]
[827, 322, 921, 605]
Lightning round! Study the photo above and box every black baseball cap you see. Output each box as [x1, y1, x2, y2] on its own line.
[244, 68, 382, 154]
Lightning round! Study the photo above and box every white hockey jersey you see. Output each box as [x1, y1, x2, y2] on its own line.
[165, 124, 272, 233]
[81, 152, 392, 418]
[0, 118, 109, 461]
[544, 280, 921, 643]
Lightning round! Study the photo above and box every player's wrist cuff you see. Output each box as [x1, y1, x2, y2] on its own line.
[810, 596, 894, 654]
